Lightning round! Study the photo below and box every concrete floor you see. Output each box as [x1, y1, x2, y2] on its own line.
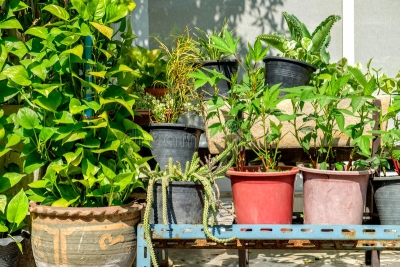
[166, 249, 400, 266]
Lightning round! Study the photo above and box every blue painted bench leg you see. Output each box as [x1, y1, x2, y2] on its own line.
[136, 224, 151, 267]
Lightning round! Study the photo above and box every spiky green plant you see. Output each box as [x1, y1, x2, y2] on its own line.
[141, 141, 238, 267]
[258, 12, 341, 67]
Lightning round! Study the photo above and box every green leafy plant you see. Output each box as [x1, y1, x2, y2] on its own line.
[258, 12, 341, 67]
[369, 69, 400, 175]
[9, 0, 153, 207]
[0, 109, 28, 252]
[283, 58, 379, 170]
[190, 29, 292, 171]
[122, 45, 167, 89]
[141, 141, 237, 267]
[193, 18, 234, 60]
[0, 186, 28, 251]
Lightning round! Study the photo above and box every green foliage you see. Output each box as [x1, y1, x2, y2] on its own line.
[5, 0, 153, 207]
[121, 45, 167, 89]
[368, 68, 400, 175]
[141, 142, 237, 267]
[0, 107, 27, 246]
[194, 18, 236, 60]
[0, 171, 28, 245]
[282, 58, 379, 170]
[189, 37, 287, 171]
[258, 12, 341, 67]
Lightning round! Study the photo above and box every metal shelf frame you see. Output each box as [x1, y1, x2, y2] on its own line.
[136, 224, 400, 267]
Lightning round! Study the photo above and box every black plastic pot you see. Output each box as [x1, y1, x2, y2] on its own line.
[151, 181, 204, 224]
[196, 60, 238, 99]
[0, 236, 23, 267]
[142, 123, 204, 170]
[263, 56, 316, 89]
[373, 176, 400, 225]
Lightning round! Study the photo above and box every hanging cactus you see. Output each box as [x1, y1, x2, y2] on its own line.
[141, 141, 237, 267]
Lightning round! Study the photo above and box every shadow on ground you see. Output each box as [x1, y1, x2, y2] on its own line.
[166, 249, 400, 266]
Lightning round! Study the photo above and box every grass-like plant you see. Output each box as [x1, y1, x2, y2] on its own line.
[152, 29, 201, 123]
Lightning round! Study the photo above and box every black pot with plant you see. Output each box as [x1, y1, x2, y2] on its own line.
[140, 141, 237, 267]
[258, 12, 341, 89]
[194, 19, 238, 98]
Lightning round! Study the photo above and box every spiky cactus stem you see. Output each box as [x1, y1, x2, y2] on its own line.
[202, 195, 238, 243]
[143, 178, 159, 267]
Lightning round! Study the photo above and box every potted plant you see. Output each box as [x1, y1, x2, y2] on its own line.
[369, 70, 400, 224]
[190, 32, 299, 224]
[140, 141, 237, 267]
[193, 19, 238, 98]
[120, 45, 168, 125]
[124, 45, 168, 92]
[0, 108, 28, 265]
[257, 12, 341, 89]
[11, 1, 152, 266]
[142, 29, 204, 170]
[283, 59, 378, 224]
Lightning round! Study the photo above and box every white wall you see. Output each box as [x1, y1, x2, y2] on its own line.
[134, 0, 400, 77]
[147, 0, 343, 64]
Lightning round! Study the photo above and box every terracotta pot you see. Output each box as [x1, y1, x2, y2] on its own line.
[29, 202, 142, 267]
[298, 164, 374, 224]
[226, 166, 298, 224]
[133, 109, 152, 125]
[144, 88, 168, 99]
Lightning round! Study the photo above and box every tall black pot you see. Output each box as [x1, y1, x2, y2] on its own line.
[263, 56, 316, 89]
[150, 181, 204, 224]
[373, 176, 400, 224]
[196, 59, 238, 99]
[142, 123, 204, 170]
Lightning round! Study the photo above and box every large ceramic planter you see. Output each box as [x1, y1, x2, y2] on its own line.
[151, 181, 204, 224]
[226, 166, 299, 224]
[143, 123, 204, 170]
[373, 176, 400, 225]
[263, 56, 316, 89]
[0, 235, 24, 267]
[29, 202, 142, 267]
[298, 164, 374, 224]
[196, 59, 238, 99]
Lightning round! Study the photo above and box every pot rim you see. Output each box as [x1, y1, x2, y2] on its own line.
[226, 166, 299, 177]
[196, 59, 239, 65]
[144, 122, 205, 132]
[154, 181, 202, 186]
[29, 201, 143, 216]
[373, 175, 400, 182]
[298, 164, 375, 175]
[263, 56, 317, 71]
